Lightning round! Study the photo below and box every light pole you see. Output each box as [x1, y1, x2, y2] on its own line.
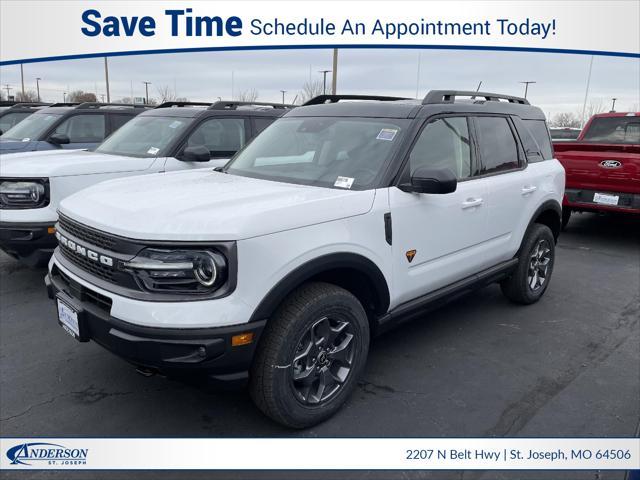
[63, 92, 66, 102]
[331, 48, 338, 95]
[36, 77, 42, 102]
[104, 57, 111, 103]
[610, 98, 617, 112]
[280, 90, 286, 104]
[100, 94, 106, 103]
[142, 81, 151, 104]
[20, 64, 25, 97]
[318, 70, 331, 95]
[519, 81, 536, 99]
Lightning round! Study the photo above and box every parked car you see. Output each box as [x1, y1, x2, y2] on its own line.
[554, 112, 640, 226]
[0, 101, 292, 266]
[549, 127, 581, 141]
[45, 91, 564, 428]
[0, 102, 51, 135]
[0, 102, 148, 154]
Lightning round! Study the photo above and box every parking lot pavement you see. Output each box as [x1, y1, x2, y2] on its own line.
[1, 212, 638, 480]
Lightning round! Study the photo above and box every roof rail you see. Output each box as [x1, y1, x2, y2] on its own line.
[75, 102, 149, 109]
[7, 102, 51, 108]
[48, 102, 81, 107]
[208, 101, 296, 110]
[303, 94, 411, 106]
[155, 101, 213, 109]
[423, 90, 530, 105]
[0, 101, 17, 106]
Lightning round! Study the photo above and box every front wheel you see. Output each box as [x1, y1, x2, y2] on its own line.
[501, 224, 556, 305]
[249, 282, 370, 428]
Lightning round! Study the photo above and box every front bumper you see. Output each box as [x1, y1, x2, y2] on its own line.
[46, 264, 266, 386]
[0, 221, 57, 265]
[564, 188, 640, 214]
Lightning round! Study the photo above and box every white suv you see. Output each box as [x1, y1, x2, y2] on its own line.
[0, 101, 290, 265]
[45, 91, 565, 428]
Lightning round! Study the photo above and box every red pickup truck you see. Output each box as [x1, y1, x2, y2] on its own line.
[553, 112, 640, 227]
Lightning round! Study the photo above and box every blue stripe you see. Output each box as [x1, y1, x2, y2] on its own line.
[1, 43, 639, 66]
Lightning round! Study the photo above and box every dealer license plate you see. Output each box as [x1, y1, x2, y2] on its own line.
[593, 193, 619, 206]
[57, 299, 80, 339]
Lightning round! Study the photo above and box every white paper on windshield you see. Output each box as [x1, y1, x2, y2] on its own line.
[334, 176, 355, 189]
[147, 147, 160, 155]
[376, 128, 398, 141]
[169, 121, 182, 129]
[21, 138, 30, 142]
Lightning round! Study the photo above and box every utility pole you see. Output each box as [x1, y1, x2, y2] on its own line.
[20, 64, 25, 97]
[519, 81, 536, 99]
[280, 90, 286, 104]
[63, 92, 66, 102]
[142, 81, 151, 104]
[36, 77, 42, 102]
[319, 70, 331, 95]
[3, 84, 11, 99]
[104, 57, 111, 103]
[100, 94, 106, 102]
[415, 52, 421, 98]
[580, 55, 594, 127]
[331, 48, 338, 95]
[610, 98, 617, 112]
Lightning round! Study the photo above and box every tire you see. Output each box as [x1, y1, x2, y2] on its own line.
[501, 223, 555, 305]
[249, 282, 370, 428]
[561, 208, 571, 229]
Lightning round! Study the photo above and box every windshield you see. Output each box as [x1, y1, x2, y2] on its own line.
[582, 117, 640, 144]
[96, 115, 192, 157]
[226, 117, 409, 189]
[0, 112, 32, 134]
[1, 112, 62, 141]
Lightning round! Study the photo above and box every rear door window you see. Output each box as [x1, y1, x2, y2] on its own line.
[474, 116, 520, 174]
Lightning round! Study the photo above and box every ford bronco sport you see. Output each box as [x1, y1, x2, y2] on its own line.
[45, 91, 565, 428]
[0, 100, 291, 266]
[0, 102, 51, 135]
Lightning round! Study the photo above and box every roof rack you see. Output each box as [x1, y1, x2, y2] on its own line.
[155, 101, 213, 109]
[208, 101, 296, 110]
[5, 102, 51, 108]
[423, 90, 529, 105]
[48, 102, 81, 107]
[75, 102, 150, 109]
[303, 94, 411, 106]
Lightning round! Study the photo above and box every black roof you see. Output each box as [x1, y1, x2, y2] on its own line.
[0, 102, 52, 114]
[286, 91, 546, 121]
[34, 102, 150, 115]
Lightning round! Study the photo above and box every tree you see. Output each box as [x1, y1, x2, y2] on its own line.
[15, 90, 39, 102]
[552, 112, 580, 128]
[236, 89, 259, 102]
[67, 90, 97, 103]
[584, 99, 606, 119]
[297, 79, 324, 104]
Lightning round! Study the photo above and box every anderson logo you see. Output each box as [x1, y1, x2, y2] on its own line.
[6, 442, 88, 466]
[56, 231, 114, 267]
[599, 160, 622, 169]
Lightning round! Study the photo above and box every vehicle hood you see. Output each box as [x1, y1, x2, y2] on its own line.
[0, 139, 37, 153]
[59, 170, 376, 241]
[0, 150, 155, 178]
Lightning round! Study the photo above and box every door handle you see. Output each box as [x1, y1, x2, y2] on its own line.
[521, 185, 538, 195]
[461, 198, 483, 209]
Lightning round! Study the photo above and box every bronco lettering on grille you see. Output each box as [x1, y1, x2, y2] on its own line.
[56, 232, 114, 267]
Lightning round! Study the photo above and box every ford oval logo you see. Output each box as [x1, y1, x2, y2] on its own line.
[600, 160, 622, 169]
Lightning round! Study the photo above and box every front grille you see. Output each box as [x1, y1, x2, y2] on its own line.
[58, 215, 117, 250]
[53, 265, 113, 313]
[59, 246, 115, 282]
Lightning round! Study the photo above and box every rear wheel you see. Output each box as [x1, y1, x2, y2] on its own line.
[249, 282, 369, 428]
[501, 224, 555, 305]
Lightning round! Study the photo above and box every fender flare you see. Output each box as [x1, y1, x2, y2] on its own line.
[249, 252, 390, 322]
[525, 199, 562, 243]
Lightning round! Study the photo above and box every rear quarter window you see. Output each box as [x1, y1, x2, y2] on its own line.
[522, 119, 554, 161]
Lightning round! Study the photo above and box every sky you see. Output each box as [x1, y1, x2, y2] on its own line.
[0, 48, 638, 121]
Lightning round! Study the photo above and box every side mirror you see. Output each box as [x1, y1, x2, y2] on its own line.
[48, 133, 70, 145]
[400, 166, 457, 194]
[180, 145, 211, 162]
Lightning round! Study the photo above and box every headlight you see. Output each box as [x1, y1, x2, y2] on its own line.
[122, 248, 228, 294]
[0, 179, 49, 209]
